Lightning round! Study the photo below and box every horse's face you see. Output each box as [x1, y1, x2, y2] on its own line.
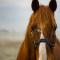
[27, 6, 57, 60]
[29, 6, 57, 45]
[29, 0, 57, 60]
[27, 0, 57, 47]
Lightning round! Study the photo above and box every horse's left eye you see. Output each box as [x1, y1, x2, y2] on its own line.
[54, 25, 57, 31]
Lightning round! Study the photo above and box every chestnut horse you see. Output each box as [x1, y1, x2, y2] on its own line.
[17, 0, 60, 60]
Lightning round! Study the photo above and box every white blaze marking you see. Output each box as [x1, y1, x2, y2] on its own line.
[40, 31, 44, 39]
[39, 31, 47, 60]
[39, 43, 47, 60]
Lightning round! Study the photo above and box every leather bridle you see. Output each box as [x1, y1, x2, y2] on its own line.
[32, 39, 54, 49]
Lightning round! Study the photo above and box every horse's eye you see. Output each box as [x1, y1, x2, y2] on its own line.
[32, 28, 38, 32]
[53, 25, 57, 31]
[31, 26, 40, 33]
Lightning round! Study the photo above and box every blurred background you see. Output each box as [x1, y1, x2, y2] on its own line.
[0, 0, 60, 60]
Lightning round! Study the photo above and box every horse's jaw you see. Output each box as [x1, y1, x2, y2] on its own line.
[39, 43, 47, 60]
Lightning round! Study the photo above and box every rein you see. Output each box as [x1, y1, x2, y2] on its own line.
[32, 39, 54, 49]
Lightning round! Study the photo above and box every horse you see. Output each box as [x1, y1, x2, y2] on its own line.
[17, 0, 60, 60]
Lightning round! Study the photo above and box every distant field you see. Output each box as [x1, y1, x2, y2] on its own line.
[0, 40, 22, 60]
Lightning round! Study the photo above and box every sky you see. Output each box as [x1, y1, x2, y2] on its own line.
[0, 0, 60, 39]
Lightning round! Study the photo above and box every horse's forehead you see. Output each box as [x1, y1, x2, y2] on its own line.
[36, 7, 52, 20]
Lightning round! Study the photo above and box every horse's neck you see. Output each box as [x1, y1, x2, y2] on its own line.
[39, 43, 47, 60]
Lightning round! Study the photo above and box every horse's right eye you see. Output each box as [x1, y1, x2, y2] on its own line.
[32, 28, 37, 32]
[31, 26, 40, 33]
[31, 25, 37, 32]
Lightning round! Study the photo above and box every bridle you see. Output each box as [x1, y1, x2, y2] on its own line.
[32, 39, 54, 49]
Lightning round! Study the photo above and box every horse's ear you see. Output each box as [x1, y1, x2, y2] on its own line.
[49, 0, 57, 12]
[31, 0, 39, 12]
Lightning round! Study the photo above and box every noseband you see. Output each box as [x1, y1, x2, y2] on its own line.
[33, 39, 54, 49]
